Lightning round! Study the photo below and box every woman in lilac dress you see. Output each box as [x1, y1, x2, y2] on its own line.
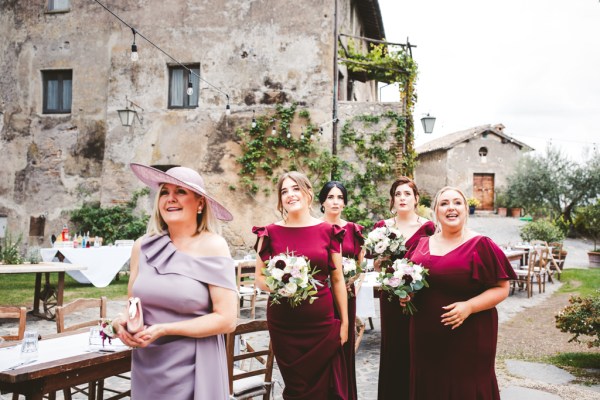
[113, 164, 238, 400]
[372, 177, 434, 400]
[254, 171, 349, 400]
[318, 181, 364, 400]
[406, 187, 517, 399]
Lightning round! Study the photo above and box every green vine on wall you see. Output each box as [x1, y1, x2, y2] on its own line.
[235, 104, 337, 195]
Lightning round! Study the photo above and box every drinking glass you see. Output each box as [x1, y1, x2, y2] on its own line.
[20, 330, 39, 361]
[89, 325, 103, 350]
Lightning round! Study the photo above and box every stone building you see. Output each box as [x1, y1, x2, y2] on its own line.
[0, 0, 405, 254]
[414, 124, 533, 211]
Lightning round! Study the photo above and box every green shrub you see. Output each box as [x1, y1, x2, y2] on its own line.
[69, 189, 149, 245]
[520, 219, 565, 243]
[574, 201, 600, 251]
[0, 232, 23, 265]
[555, 291, 600, 348]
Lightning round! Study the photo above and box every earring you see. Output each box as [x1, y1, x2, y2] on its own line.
[197, 208, 203, 215]
[320, 205, 325, 213]
[390, 209, 397, 216]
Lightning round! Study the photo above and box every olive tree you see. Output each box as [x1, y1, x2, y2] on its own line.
[506, 146, 600, 227]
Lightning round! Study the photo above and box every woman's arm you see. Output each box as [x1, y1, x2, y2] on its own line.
[441, 280, 510, 330]
[254, 237, 270, 292]
[114, 238, 142, 346]
[330, 252, 348, 345]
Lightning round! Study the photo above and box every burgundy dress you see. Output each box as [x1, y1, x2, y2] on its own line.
[375, 220, 435, 400]
[131, 233, 237, 400]
[407, 236, 517, 400]
[253, 223, 348, 400]
[340, 222, 364, 400]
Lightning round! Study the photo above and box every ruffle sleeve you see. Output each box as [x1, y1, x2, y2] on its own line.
[329, 224, 346, 255]
[141, 233, 236, 291]
[352, 223, 365, 258]
[252, 225, 272, 262]
[471, 237, 518, 284]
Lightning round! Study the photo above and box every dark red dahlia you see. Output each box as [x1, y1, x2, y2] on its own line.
[275, 260, 287, 270]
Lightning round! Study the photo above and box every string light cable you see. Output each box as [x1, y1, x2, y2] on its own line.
[92, 0, 230, 114]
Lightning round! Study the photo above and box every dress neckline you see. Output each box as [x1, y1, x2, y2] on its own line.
[273, 221, 327, 229]
[427, 235, 481, 257]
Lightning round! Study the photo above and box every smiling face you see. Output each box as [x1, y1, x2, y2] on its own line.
[393, 183, 419, 214]
[434, 189, 468, 231]
[322, 186, 345, 217]
[157, 183, 204, 226]
[279, 177, 311, 215]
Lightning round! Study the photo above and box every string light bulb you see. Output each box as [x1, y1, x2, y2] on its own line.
[251, 110, 257, 128]
[186, 80, 193, 96]
[271, 126, 276, 135]
[286, 131, 291, 139]
[130, 28, 139, 62]
[225, 103, 231, 116]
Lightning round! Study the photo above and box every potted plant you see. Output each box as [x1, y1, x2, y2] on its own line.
[467, 197, 480, 215]
[575, 202, 600, 268]
[495, 190, 508, 217]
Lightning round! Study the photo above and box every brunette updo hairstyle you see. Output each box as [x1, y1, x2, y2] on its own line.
[389, 177, 420, 211]
[318, 181, 348, 213]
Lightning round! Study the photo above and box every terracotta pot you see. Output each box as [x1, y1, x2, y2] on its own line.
[497, 207, 507, 217]
[588, 251, 600, 268]
[510, 208, 522, 218]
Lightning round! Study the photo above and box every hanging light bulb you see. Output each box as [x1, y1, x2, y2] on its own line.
[251, 110, 257, 128]
[186, 80, 194, 96]
[271, 126, 276, 135]
[131, 43, 138, 62]
[225, 103, 231, 116]
[319, 127, 324, 136]
[130, 28, 139, 62]
[286, 131, 291, 139]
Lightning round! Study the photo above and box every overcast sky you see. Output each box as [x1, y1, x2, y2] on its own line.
[377, 0, 600, 161]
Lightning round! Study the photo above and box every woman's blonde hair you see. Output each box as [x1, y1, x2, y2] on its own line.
[431, 186, 469, 228]
[146, 183, 221, 236]
[276, 171, 314, 220]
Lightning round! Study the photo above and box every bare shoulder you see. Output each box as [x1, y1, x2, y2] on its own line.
[197, 232, 231, 257]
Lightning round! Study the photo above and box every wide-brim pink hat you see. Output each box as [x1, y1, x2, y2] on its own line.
[130, 163, 233, 221]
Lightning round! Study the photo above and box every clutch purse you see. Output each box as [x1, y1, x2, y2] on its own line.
[126, 297, 144, 334]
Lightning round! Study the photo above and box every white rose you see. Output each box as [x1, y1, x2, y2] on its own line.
[271, 268, 284, 281]
[389, 241, 399, 252]
[284, 282, 298, 294]
[293, 257, 308, 268]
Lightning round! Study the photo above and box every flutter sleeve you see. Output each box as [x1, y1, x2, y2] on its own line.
[353, 223, 365, 259]
[252, 226, 272, 262]
[328, 224, 346, 271]
[471, 237, 518, 284]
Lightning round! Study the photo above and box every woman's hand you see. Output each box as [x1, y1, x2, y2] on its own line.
[398, 293, 413, 307]
[345, 275, 358, 292]
[132, 324, 166, 348]
[339, 322, 348, 345]
[441, 301, 473, 329]
[113, 316, 143, 348]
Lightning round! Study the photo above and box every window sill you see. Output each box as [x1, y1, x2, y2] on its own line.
[45, 9, 71, 14]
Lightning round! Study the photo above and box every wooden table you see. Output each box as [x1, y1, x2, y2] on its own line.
[504, 250, 528, 266]
[0, 262, 86, 320]
[0, 332, 131, 400]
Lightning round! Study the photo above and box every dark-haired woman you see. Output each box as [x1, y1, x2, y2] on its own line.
[373, 177, 435, 400]
[319, 181, 364, 400]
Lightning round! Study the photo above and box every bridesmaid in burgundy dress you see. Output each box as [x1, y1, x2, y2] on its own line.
[406, 187, 516, 400]
[318, 181, 364, 400]
[253, 172, 349, 400]
[372, 177, 434, 400]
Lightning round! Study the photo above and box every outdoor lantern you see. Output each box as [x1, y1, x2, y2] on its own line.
[117, 107, 138, 127]
[420, 114, 436, 134]
[117, 96, 143, 127]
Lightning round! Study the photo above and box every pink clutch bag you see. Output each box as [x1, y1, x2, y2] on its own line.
[126, 297, 144, 334]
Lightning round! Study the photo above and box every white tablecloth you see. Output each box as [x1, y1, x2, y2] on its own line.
[355, 272, 380, 319]
[40, 246, 133, 287]
[0, 332, 127, 372]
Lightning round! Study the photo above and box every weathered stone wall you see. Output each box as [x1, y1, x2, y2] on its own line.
[0, 0, 391, 257]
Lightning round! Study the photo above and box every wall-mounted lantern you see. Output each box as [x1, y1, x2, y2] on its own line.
[420, 114, 436, 134]
[117, 96, 144, 127]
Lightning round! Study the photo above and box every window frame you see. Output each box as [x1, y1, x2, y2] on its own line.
[42, 69, 73, 114]
[168, 64, 200, 109]
[47, 0, 70, 12]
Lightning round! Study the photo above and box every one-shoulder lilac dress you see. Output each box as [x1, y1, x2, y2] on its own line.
[131, 233, 237, 400]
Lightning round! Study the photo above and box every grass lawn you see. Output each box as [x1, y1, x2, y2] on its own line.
[558, 268, 600, 296]
[0, 272, 129, 307]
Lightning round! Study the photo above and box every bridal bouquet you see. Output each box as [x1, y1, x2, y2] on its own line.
[377, 259, 429, 315]
[263, 252, 321, 307]
[363, 225, 406, 262]
[342, 257, 364, 298]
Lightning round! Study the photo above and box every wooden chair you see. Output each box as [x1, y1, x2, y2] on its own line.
[511, 248, 545, 298]
[0, 306, 27, 341]
[55, 297, 130, 400]
[236, 261, 258, 319]
[530, 240, 557, 283]
[226, 319, 275, 400]
[548, 241, 565, 280]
